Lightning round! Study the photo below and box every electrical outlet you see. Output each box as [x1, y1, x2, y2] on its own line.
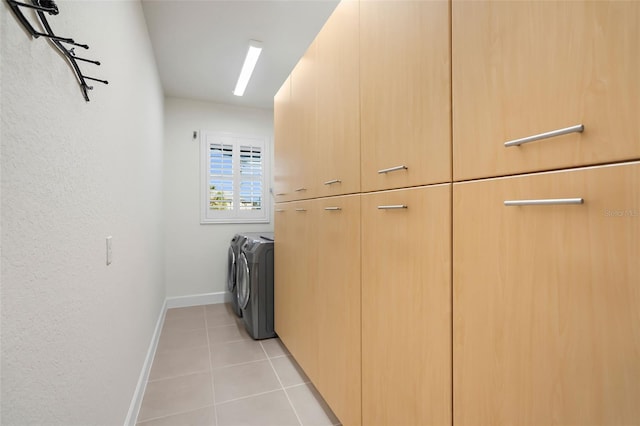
[106, 236, 113, 265]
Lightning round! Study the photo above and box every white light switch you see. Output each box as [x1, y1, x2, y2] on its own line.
[106, 236, 113, 265]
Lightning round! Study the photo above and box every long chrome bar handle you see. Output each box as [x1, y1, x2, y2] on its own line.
[324, 207, 342, 211]
[294, 187, 307, 192]
[323, 179, 342, 185]
[295, 208, 307, 212]
[504, 198, 584, 206]
[377, 205, 408, 210]
[504, 124, 584, 147]
[377, 165, 408, 174]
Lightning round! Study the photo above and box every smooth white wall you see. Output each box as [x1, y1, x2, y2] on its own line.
[1, 1, 165, 425]
[164, 97, 274, 298]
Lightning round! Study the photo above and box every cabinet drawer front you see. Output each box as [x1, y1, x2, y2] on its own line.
[362, 185, 452, 426]
[453, 162, 640, 425]
[453, 0, 640, 180]
[360, 0, 451, 191]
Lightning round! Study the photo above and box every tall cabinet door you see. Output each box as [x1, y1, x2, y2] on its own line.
[360, 0, 451, 192]
[274, 203, 294, 347]
[453, 162, 640, 426]
[289, 41, 318, 200]
[273, 78, 293, 203]
[361, 185, 452, 426]
[274, 200, 318, 381]
[316, 0, 360, 198]
[453, 0, 640, 181]
[316, 195, 361, 426]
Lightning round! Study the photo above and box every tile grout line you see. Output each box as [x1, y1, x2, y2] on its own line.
[137, 404, 216, 425]
[206, 321, 245, 330]
[260, 341, 304, 426]
[211, 355, 271, 371]
[215, 387, 287, 406]
[209, 343, 293, 371]
[282, 380, 312, 391]
[147, 368, 211, 383]
[210, 337, 253, 346]
[138, 307, 212, 424]
[262, 353, 289, 360]
[203, 305, 220, 426]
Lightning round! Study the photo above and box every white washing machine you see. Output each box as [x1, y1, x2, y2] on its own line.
[236, 234, 276, 339]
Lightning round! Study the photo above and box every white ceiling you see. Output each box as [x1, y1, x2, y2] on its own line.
[141, 0, 340, 110]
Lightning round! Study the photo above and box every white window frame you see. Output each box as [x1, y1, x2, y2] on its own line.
[200, 131, 270, 224]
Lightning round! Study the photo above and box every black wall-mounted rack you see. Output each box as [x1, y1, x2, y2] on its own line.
[6, 0, 108, 101]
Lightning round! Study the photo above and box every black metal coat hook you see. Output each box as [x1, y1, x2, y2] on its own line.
[6, 0, 108, 101]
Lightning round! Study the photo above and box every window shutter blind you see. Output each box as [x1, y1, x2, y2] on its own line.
[208, 143, 234, 210]
[239, 145, 263, 211]
[201, 132, 269, 223]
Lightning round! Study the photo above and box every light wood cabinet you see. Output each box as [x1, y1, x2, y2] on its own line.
[360, 0, 451, 192]
[273, 200, 318, 382]
[453, 162, 640, 426]
[289, 41, 318, 200]
[316, 0, 360, 198]
[273, 204, 294, 343]
[273, 77, 293, 203]
[275, 2, 639, 426]
[361, 184, 452, 426]
[453, 0, 640, 181]
[316, 195, 361, 426]
[273, 203, 302, 346]
[275, 195, 361, 426]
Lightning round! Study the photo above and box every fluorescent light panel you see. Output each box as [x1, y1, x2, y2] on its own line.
[233, 40, 262, 97]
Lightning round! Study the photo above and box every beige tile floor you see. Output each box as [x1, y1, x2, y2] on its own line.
[136, 303, 341, 426]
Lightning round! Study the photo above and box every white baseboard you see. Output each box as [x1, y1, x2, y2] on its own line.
[166, 291, 228, 308]
[124, 299, 167, 426]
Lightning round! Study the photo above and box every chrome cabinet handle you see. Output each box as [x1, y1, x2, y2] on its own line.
[295, 208, 307, 212]
[377, 165, 408, 174]
[377, 205, 408, 210]
[323, 179, 342, 185]
[324, 207, 342, 211]
[275, 193, 286, 196]
[504, 198, 584, 206]
[294, 187, 307, 192]
[504, 124, 584, 147]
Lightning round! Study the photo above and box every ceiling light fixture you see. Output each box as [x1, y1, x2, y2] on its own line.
[233, 40, 262, 97]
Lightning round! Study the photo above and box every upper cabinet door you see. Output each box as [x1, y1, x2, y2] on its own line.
[360, 0, 451, 192]
[453, 0, 640, 181]
[316, 0, 360, 198]
[290, 41, 318, 200]
[274, 77, 293, 203]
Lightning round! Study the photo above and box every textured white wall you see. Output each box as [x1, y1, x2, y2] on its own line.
[1, 1, 165, 425]
[164, 97, 274, 298]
